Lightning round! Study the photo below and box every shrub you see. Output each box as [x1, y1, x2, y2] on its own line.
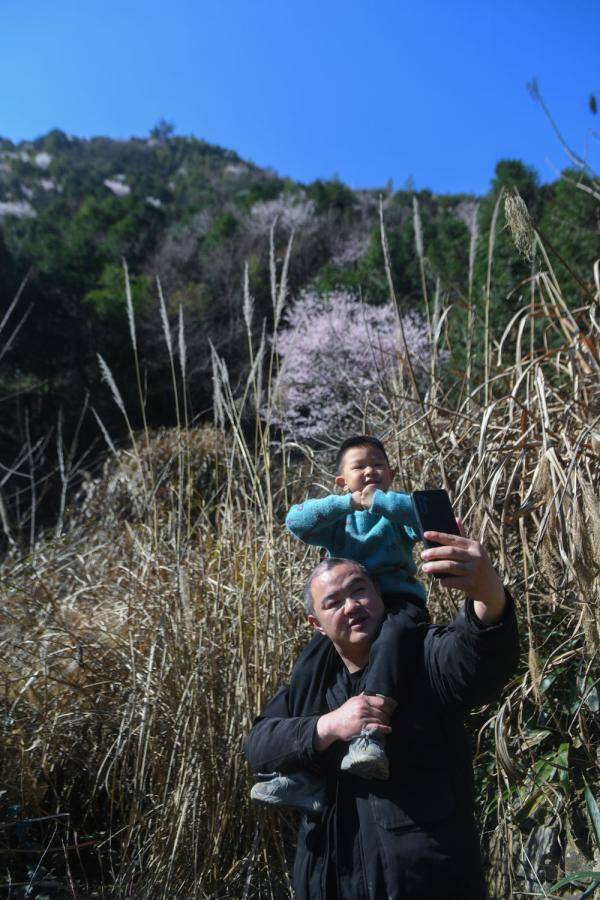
[271, 289, 435, 444]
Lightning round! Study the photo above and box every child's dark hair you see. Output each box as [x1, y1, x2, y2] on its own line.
[336, 435, 390, 472]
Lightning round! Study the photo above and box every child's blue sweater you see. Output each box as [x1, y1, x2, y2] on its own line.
[286, 490, 426, 601]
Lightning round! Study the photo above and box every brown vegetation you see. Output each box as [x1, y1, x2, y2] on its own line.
[0, 206, 598, 898]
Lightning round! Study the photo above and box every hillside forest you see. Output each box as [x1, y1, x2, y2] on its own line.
[0, 126, 598, 538]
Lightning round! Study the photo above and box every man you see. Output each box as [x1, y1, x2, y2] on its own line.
[244, 528, 519, 899]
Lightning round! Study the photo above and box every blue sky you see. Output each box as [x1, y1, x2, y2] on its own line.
[2, 0, 599, 194]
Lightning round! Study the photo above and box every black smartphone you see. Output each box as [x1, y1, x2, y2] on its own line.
[411, 489, 460, 551]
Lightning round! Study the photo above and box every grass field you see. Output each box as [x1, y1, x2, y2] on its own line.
[0, 202, 599, 898]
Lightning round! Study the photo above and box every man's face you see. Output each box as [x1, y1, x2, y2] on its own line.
[308, 562, 385, 668]
[335, 445, 395, 495]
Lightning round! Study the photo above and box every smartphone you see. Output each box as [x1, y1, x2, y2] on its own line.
[411, 489, 460, 551]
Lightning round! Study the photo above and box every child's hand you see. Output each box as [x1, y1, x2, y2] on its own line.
[350, 490, 364, 510]
[350, 485, 379, 510]
[360, 484, 378, 508]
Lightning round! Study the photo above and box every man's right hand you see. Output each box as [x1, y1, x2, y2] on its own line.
[313, 694, 393, 753]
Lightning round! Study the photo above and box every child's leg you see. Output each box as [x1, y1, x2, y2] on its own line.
[251, 633, 332, 813]
[340, 600, 427, 780]
[363, 606, 427, 701]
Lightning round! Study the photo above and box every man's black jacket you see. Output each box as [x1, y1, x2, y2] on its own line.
[244, 595, 519, 899]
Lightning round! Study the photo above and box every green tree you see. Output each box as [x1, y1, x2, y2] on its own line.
[307, 178, 356, 216]
[538, 170, 600, 299]
[150, 118, 175, 141]
[84, 262, 151, 320]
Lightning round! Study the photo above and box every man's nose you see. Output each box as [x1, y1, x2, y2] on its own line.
[343, 596, 361, 612]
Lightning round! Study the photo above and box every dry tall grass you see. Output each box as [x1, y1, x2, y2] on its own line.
[0, 206, 598, 898]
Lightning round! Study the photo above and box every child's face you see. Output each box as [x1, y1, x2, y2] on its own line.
[335, 445, 395, 494]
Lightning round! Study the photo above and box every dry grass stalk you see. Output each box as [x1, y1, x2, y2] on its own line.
[1, 218, 599, 897]
[504, 190, 536, 262]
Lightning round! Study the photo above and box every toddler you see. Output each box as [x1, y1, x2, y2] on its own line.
[251, 435, 429, 815]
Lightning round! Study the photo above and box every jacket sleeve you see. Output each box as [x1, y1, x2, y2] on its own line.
[243, 684, 321, 774]
[285, 494, 353, 549]
[424, 590, 519, 710]
[369, 490, 420, 538]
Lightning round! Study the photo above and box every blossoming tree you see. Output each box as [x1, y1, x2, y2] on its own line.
[272, 290, 434, 444]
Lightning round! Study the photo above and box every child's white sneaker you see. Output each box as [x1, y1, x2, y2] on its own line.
[340, 729, 389, 780]
[250, 771, 326, 816]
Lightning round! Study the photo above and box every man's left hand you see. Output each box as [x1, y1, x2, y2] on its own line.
[421, 522, 506, 625]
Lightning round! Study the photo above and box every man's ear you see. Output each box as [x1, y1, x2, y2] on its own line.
[389, 468, 397, 483]
[335, 474, 349, 492]
[307, 614, 325, 635]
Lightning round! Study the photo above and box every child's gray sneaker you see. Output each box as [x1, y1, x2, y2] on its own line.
[250, 771, 326, 816]
[340, 729, 389, 780]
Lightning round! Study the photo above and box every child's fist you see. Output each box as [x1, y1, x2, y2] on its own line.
[350, 491, 364, 510]
[360, 484, 378, 507]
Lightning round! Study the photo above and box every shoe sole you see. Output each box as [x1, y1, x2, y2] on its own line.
[250, 784, 283, 804]
[250, 785, 326, 815]
[340, 759, 389, 780]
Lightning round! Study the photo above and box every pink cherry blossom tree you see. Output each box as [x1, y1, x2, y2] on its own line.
[271, 290, 437, 444]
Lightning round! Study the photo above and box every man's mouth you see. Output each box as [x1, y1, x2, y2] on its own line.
[348, 615, 368, 630]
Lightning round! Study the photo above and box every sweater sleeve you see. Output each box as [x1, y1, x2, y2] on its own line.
[285, 494, 354, 549]
[369, 490, 420, 537]
[424, 589, 520, 710]
[243, 684, 321, 774]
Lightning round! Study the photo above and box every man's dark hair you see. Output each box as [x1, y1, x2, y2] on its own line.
[335, 435, 390, 472]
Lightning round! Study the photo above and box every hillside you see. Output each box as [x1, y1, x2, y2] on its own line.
[0, 128, 598, 538]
